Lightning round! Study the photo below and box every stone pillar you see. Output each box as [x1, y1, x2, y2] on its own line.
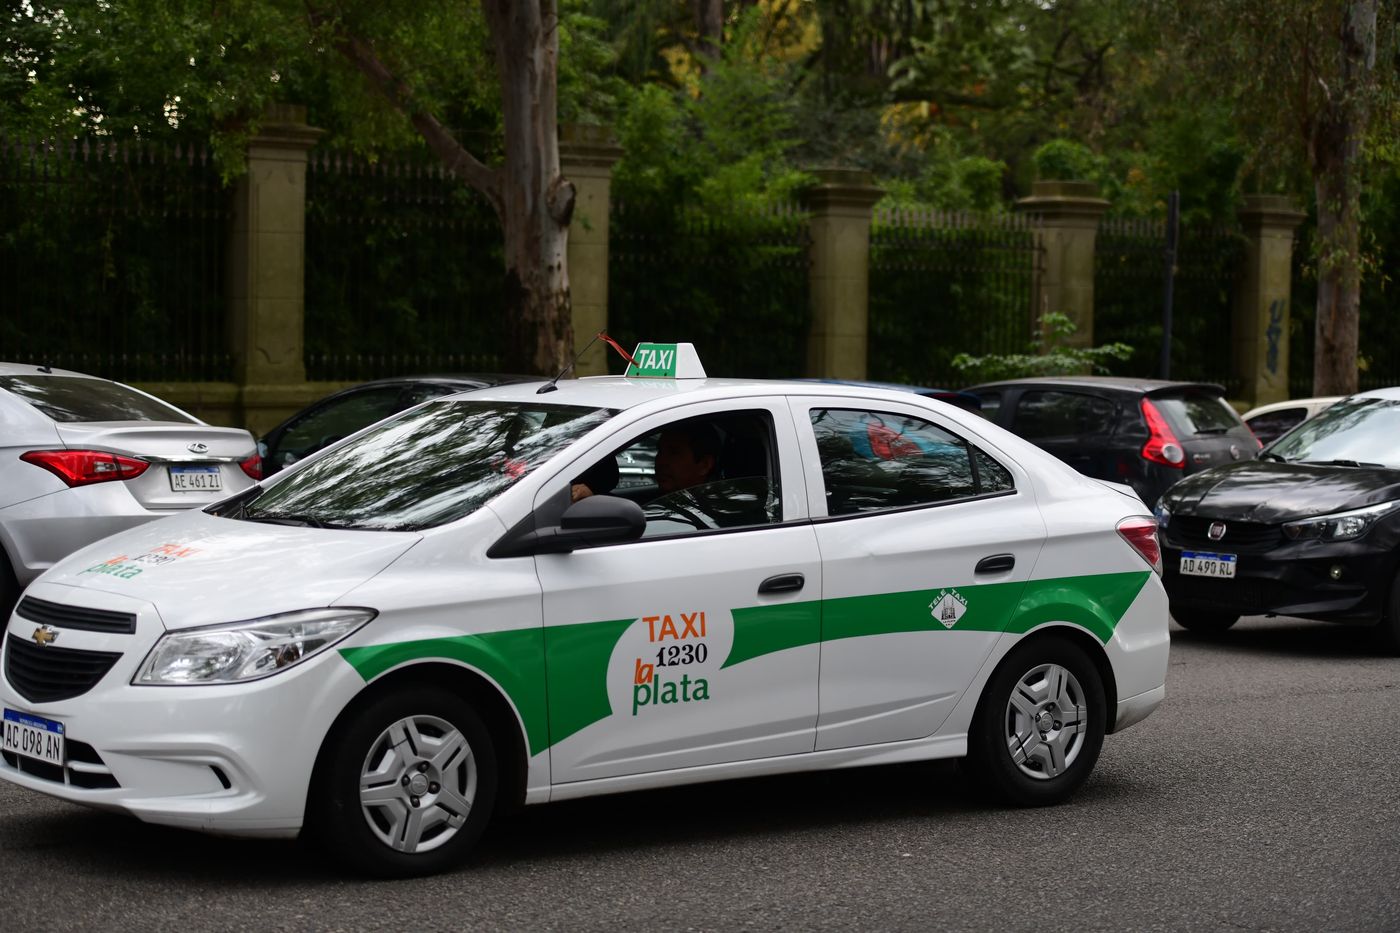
[803, 168, 885, 379]
[1014, 180, 1110, 348]
[560, 124, 624, 376]
[1235, 195, 1306, 408]
[226, 104, 324, 433]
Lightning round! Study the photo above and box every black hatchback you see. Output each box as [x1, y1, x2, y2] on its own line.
[1158, 389, 1400, 651]
[965, 376, 1259, 508]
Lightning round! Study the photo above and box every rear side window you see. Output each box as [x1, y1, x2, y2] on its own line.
[1013, 390, 1116, 440]
[810, 408, 1013, 515]
[0, 375, 195, 424]
[973, 390, 1002, 420]
[1153, 394, 1244, 436]
[1247, 408, 1307, 445]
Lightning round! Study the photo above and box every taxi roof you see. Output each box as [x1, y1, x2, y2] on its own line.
[444, 375, 951, 413]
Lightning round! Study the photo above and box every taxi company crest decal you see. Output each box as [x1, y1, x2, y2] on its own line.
[929, 589, 968, 629]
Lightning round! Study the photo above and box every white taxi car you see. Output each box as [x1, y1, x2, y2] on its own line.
[0, 345, 1168, 876]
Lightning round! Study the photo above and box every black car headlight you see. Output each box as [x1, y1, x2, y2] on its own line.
[1282, 501, 1400, 542]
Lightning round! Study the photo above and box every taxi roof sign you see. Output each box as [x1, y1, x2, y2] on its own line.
[624, 342, 707, 379]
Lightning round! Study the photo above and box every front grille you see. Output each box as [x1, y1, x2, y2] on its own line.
[4, 634, 122, 703]
[15, 596, 137, 634]
[2, 738, 121, 789]
[1165, 516, 1283, 552]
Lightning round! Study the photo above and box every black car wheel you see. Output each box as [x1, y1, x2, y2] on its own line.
[310, 686, 499, 877]
[966, 635, 1106, 806]
[1170, 604, 1239, 634]
[1374, 573, 1400, 655]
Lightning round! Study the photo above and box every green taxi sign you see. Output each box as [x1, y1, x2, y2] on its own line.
[625, 342, 707, 379]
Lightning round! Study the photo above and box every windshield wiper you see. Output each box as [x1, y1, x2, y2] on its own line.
[1194, 427, 1230, 435]
[1300, 459, 1387, 469]
[1258, 451, 1289, 462]
[243, 511, 326, 528]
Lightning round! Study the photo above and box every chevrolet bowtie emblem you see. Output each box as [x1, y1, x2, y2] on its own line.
[31, 625, 59, 647]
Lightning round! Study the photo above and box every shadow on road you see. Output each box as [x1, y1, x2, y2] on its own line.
[0, 756, 1137, 882]
[1170, 615, 1390, 661]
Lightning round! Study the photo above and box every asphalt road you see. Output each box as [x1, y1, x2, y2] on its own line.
[1, 615, 1397, 933]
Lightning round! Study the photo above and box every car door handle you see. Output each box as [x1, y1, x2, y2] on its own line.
[975, 554, 1016, 575]
[758, 573, 805, 594]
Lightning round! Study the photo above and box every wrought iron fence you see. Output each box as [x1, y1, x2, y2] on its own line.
[608, 199, 811, 378]
[304, 152, 507, 381]
[869, 208, 1041, 388]
[0, 136, 232, 382]
[1095, 218, 1242, 394]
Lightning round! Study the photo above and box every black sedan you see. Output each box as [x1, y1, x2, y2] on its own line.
[1157, 389, 1400, 651]
[260, 374, 527, 476]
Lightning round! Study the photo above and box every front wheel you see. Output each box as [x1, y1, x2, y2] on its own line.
[1373, 573, 1400, 656]
[966, 636, 1107, 806]
[310, 686, 499, 877]
[1170, 604, 1239, 634]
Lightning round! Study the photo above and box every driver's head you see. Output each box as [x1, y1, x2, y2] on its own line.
[655, 421, 720, 494]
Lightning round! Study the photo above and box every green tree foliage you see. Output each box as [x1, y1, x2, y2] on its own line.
[950, 312, 1133, 382]
[1159, 0, 1398, 394]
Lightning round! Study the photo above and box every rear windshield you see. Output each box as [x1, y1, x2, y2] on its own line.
[0, 375, 195, 424]
[1267, 397, 1400, 467]
[1152, 393, 1244, 436]
[234, 400, 614, 531]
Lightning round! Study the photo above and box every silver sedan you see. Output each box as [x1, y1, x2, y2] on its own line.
[0, 363, 259, 615]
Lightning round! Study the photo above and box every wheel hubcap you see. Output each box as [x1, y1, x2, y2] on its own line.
[1004, 663, 1088, 780]
[358, 714, 477, 853]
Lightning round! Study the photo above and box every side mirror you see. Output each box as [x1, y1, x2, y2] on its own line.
[488, 495, 645, 558]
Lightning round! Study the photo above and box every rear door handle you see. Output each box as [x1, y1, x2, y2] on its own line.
[975, 554, 1015, 575]
[759, 573, 805, 595]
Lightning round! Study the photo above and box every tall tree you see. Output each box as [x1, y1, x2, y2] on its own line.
[1168, 0, 1397, 395]
[320, 1, 576, 374]
[6, 0, 590, 375]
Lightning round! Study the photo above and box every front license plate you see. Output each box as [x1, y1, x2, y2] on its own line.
[3, 709, 65, 767]
[169, 465, 222, 492]
[1181, 551, 1237, 579]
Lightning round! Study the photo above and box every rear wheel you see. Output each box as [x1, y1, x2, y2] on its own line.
[311, 686, 498, 877]
[1170, 604, 1239, 634]
[966, 635, 1106, 806]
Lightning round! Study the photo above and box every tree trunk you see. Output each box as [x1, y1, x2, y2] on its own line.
[693, 0, 724, 59]
[1310, 0, 1376, 396]
[483, 0, 575, 376]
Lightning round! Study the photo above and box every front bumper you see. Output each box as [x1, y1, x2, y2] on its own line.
[1161, 535, 1398, 622]
[0, 585, 363, 837]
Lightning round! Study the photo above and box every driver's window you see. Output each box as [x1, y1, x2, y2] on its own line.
[578, 410, 783, 538]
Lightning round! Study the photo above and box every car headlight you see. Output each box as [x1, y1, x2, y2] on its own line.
[1282, 501, 1400, 542]
[134, 608, 376, 685]
[1153, 502, 1171, 528]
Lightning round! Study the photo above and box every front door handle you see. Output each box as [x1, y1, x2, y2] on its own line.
[759, 573, 805, 595]
[975, 554, 1016, 575]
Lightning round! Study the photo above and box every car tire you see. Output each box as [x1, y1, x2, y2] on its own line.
[310, 686, 499, 878]
[966, 635, 1106, 807]
[0, 555, 18, 622]
[1169, 604, 1240, 634]
[1373, 573, 1400, 656]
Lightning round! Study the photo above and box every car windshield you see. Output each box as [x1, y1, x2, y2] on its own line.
[0, 375, 196, 423]
[1266, 397, 1400, 467]
[237, 400, 613, 530]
